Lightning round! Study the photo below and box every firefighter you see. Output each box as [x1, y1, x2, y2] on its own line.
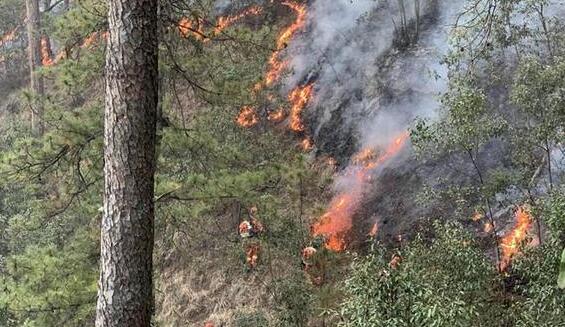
[238, 220, 253, 238]
[238, 206, 265, 270]
[238, 206, 264, 239]
[249, 206, 264, 235]
[245, 243, 261, 269]
[301, 246, 317, 269]
[301, 245, 324, 286]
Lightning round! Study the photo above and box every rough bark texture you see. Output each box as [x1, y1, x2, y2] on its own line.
[25, 0, 44, 135]
[95, 0, 158, 326]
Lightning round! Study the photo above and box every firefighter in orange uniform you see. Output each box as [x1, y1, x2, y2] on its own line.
[239, 206, 264, 270]
[301, 245, 324, 285]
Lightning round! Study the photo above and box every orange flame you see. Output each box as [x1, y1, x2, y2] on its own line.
[178, 17, 207, 40]
[178, 6, 263, 42]
[300, 137, 314, 151]
[261, 1, 307, 88]
[80, 31, 107, 48]
[236, 106, 259, 128]
[288, 83, 313, 132]
[36, 31, 108, 67]
[368, 221, 378, 237]
[484, 222, 494, 233]
[40, 36, 54, 66]
[312, 132, 409, 251]
[268, 109, 286, 122]
[472, 211, 483, 222]
[0, 28, 17, 47]
[236, 2, 308, 129]
[499, 205, 532, 271]
[214, 6, 262, 35]
[353, 148, 377, 165]
[277, 2, 308, 50]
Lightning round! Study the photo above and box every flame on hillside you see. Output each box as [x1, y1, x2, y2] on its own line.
[263, 1, 307, 88]
[312, 132, 409, 251]
[178, 17, 207, 40]
[268, 109, 286, 122]
[472, 211, 483, 222]
[0, 28, 17, 47]
[81, 31, 108, 48]
[179, 6, 263, 41]
[41, 36, 54, 66]
[288, 83, 313, 132]
[300, 137, 314, 151]
[484, 222, 494, 233]
[368, 220, 378, 237]
[236, 106, 259, 128]
[499, 205, 533, 271]
[35, 31, 108, 67]
[214, 6, 262, 35]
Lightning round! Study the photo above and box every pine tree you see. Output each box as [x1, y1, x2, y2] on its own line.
[95, 0, 159, 325]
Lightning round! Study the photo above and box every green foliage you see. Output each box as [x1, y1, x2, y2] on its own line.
[0, 230, 98, 327]
[510, 241, 565, 326]
[510, 56, 565, 179]
[338, 221, 500, 327]
[273, 274, 313, 327]
[234, 310, 269, 327]
[544, 187, 565, 241]
[412, 79, 505, 159]
[559, 248, 565, 289]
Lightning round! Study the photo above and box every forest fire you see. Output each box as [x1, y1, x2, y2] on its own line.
[484, 222, 494, 233]
[178, 6, 263, 41]
[288, 84, 313, 132]
[0, 28, 17, 47]
[262, 1, 307, 88]
[499, 205, 533, 271]
[300, 137, 314, 151]
[36, 31, 108, 67]
[353, 148, 377, 165]
[312, 132, 410, 251]
[268, 109, 286, 122]
[214, 6, 262, 35]
[236, 106, 259, 128]
[81, 31, 108, 48]
[368, 221, 379, 237]
[41, 36, 54, 66]
[178, 17, 206, 40]
[235, 0, 312, 152]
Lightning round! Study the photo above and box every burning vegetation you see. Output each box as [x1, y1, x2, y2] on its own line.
[236, 106, 259, 128]
[234, 1, 315, 152]
[40, 36, 53, 66]
[178, 6, 263, 41]
[262, 1, 307, 88]
[288, 83, 314, 132]
[0, 28, 17, 47]
[499, 205, 533, 271]
[312, 133, 410, 251]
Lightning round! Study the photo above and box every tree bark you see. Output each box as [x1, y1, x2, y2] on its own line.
[95, 0, 158, 326]
[25, 0, 44, 136]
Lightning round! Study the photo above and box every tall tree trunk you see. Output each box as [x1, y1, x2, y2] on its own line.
[25, 0, 44, 136]
[95, 0, 158, 325]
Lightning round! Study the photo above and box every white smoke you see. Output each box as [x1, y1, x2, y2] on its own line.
[285, 0, 465, 157]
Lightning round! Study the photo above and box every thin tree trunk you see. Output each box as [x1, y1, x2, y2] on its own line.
[466, 148, 502, 270]
[545, 140, 553, 191]
[25, 0, 44, 136]
[95, 0, 159, 325]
